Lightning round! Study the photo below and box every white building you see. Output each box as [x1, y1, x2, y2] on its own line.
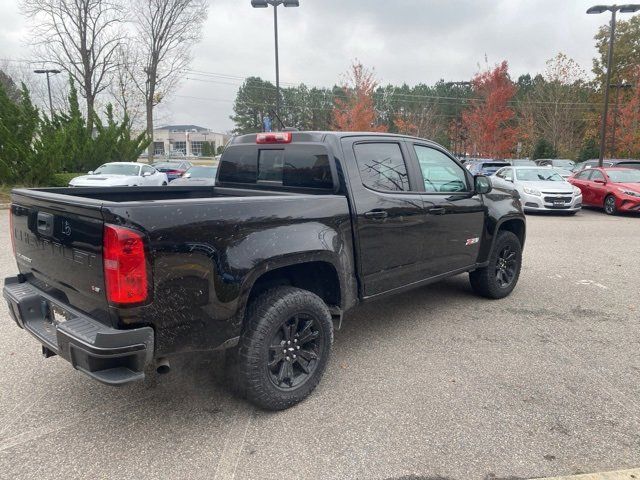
[152, 125, 231, 157]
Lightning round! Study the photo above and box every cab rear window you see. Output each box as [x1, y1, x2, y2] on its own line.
[218, 144, 334, 189]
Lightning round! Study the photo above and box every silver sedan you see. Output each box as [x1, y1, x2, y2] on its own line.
[493, 166, 582, 214]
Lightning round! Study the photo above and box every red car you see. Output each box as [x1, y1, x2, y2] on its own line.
[569, 167, 640, 215]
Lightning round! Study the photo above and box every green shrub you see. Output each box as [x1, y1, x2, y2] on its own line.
[50, 172, 83, 187]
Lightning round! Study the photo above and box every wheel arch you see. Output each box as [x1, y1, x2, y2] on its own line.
[237, 254, 344, 333]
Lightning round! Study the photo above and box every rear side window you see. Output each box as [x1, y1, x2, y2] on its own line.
[616, 162, 640, 170]
[218, 144, 334, 189]
[354, 143, 409, 192]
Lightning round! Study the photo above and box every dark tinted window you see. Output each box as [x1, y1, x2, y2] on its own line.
[354, 143, 409, 192]
[218, 144, 333, 189]
[258, 149, 285, 182]
[218, 147, 258, 183]
[283, 147, 333, 189]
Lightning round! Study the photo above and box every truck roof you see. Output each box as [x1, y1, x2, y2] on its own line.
[229, 131, 444, 147]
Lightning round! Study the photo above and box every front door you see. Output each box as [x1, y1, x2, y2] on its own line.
[343, 138, 427, 297]
[410, 143, 486, 277]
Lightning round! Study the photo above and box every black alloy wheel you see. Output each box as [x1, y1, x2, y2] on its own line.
[267, 314, 322, 390]
[495, 245, 518, 288]
[237, 286, 333, 410]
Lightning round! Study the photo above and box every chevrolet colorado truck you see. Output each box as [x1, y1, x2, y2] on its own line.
[3, 131, 526, 410]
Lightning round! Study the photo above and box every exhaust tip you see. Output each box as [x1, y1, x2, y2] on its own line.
[156, 358, 170, 374]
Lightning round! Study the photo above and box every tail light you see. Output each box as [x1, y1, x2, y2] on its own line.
[256, 132, 292, 144]
[9, 206, 15, 255]
[166, 169, 182, 175]
[103, 224, 148, 305]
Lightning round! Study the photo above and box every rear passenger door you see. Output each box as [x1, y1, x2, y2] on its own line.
[343, 137, 427, 297]
[409, 143, 486, 277]
[588, 170, 608, 206]
[570, 170, 593, 205]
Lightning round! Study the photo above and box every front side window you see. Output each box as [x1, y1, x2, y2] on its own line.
[354, 143, 410, 192]
[575, 170, 591, 180]
[142, 165, 153, 175]
[414, 145, 468, 193]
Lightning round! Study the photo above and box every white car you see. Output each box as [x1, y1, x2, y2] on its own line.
[69, 162, 169, 187]
[493, 166, 582, 214]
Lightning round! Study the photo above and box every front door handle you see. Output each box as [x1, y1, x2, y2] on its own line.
[364, 210, 388, 220]
[429, 207, 446, 215]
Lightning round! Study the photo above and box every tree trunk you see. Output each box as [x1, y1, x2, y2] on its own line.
[86, 96, 95, 134]
[146, 97, 154, 163]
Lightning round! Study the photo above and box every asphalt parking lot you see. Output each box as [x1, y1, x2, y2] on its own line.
[0, 207, 638, 480]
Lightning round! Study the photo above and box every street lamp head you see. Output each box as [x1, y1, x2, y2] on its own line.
[283, 0, 300, 6]
[587, 5, 611, 14]
[33, 69, 62, 74]
[251, 0, 268, 7]
[619, 4, 640, 12]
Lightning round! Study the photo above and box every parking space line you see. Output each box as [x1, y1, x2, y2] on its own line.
[212, 404, 254, 480]
[535, 467, 640, 479]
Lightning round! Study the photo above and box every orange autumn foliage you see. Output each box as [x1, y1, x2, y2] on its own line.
[332, 61, 387, 132]
[462, 61, 518, 158]
[616, 67, 640, 157]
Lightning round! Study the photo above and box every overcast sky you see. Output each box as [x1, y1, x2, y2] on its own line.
[0, 0, 625, 132]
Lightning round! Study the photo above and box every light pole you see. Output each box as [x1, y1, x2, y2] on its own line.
[587, 4, 640, 167]
[251, 0, 300, 127]
[33, 69, 61, 119]
[610, 82, 633, 155]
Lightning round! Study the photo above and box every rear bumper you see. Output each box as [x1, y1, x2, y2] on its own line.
[3, 276, 154, 386]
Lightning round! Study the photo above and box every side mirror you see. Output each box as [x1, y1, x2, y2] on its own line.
[182, 173, 191, 178]
[475, 175, 492, 194]
[88, 171, 94, 175]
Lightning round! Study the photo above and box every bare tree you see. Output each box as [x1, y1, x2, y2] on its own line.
[130, 0, 208, 160]
[21, 0, 123, 129]
[110, 45, 145, 128]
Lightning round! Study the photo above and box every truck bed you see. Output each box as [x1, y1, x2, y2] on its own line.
[15, 185, 303, 204]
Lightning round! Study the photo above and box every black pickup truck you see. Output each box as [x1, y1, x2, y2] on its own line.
[4, 131, 525, 410]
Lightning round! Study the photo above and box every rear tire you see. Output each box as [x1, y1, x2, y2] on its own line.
[604, 195, 617, 215]
[469, 230, 522, 299]
[237, 286, 333, 410]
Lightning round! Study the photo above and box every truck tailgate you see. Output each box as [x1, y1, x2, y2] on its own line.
[9, 190, 110, 325]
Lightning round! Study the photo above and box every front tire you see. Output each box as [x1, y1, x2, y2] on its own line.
[469, 230, 522, 299]
[604, 195, 617, 215]
[238, 286, 333, 410]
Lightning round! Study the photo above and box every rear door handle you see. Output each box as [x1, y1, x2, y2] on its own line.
[429, 207, 446, 215]
[364, 210, 388, 220]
